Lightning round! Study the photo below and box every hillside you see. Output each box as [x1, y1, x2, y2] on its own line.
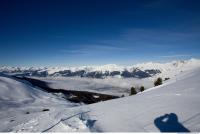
[0, 65, 200, 132]
[83, 67, 200, 132]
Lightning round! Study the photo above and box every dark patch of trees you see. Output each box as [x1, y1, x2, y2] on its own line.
[154, 77, 163, 86]
[130, 87, 137, 95]
[140, 86, 145, 92]
[164, 77, 170, 81]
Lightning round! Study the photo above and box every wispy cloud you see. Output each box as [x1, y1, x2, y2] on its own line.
[159, 54, 192, 58]
[60, 44, 131, 55]
[120, 27, 200, 43]
[83, 44, 129, 51]
[60, 49, 88, 54]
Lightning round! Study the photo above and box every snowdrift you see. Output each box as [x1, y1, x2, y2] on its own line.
[84, 68, 200, 132]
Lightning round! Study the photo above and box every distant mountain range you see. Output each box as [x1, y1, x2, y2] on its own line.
[0, 58, 200, 79]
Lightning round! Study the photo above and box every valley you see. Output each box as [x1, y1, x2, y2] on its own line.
[0, 59, 200, 132]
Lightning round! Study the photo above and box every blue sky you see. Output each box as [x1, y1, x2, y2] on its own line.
[0, 0, 200, 66]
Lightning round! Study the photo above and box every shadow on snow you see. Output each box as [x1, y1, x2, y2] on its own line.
[154, 113, 190, 132]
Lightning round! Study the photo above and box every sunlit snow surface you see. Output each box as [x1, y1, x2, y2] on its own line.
[0, 60, 200, 132]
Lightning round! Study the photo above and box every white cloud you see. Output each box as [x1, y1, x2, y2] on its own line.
[60, 44, 130, 55]
[160, 54, 192, 58]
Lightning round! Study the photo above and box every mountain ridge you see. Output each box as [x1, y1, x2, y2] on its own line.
[0, 58, 200, 78]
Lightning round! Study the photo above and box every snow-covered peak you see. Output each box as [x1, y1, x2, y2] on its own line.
[83, 64, 124, 72]
[43, 64, 125, 74]
[134, 58, 200, 72]
[0, 59, 200, 78]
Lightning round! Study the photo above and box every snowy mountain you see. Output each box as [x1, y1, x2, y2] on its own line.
[0, 64, 156, 78]
[1, 58, 200, 79]
[83, 67, 200, 132]
[0, 62, 200, 132]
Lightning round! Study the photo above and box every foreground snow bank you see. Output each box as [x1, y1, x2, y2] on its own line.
[0, 76, 85, 132]
[0, 67, 200, 132]
[0, 76, 75, 108]
[83, 68, 200, 132]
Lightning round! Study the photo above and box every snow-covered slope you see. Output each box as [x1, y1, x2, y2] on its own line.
[135, 58, 200, 71]
[135, 58, 200, 79]
[0, 76, 72, 107]
[0, 75, 81, 132]
[82, 67, 200, 132]
[0, 65, 200, 132]
[11, 58, 199, 97]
